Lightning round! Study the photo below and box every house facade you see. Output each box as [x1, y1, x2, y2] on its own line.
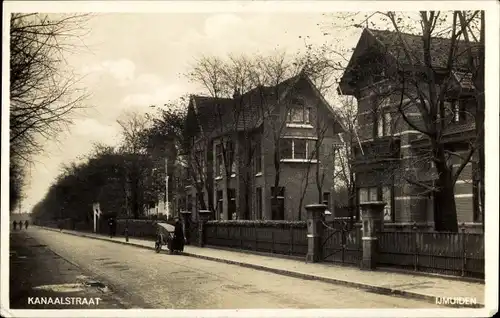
[338, 28, 482, 230]
[183, 73, 344, 221]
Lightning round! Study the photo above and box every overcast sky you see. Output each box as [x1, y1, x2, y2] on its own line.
[16, 11, 365, 213]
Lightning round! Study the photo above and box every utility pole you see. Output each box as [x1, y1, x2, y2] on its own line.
[165, 157, 169, 218]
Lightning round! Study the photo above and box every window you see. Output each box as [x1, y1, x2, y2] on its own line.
[444, 100, 467, 123]
[195, 150, 205, 181]
[287, 99, 311, 124]
[255, 187, 263, 219]
[279, 138, 315, 160]
[280, 139, 293, 159]
[216, 190, 223, 220]
[323, 192, 331, 209]
[227, 141, 236, 175]
[382, 186, 393, 222]
[359, 187, 378, 203]
[196, 192, 204, 210]
[187, 194, 193, 212]
[215, 144, 223, 177]
[358, 187, 378, 219]
[376, 111, 392, 137]
[271, 187, 285, 220]
[452, 100, 467, 123]
[254, 139, 262, 173]
[294, 139, 307, 159]
[228, 188, 236, 218]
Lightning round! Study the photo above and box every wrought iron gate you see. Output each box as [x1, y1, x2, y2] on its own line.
[321, 218, 362, 265]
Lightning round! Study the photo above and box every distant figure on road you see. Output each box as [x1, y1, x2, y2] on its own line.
[172, 217, 185, 253]
[24, 220, 29, 230]
[108, 217, 116, 238]
[13, 221, 17, 231]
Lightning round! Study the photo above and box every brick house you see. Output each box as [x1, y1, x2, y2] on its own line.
[338, 28, 482, 230]
[182, 72, 344, 221]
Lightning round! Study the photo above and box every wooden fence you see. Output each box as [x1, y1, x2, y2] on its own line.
[379, 230, 484, 279]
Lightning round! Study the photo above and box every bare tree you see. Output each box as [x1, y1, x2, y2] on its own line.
[326, 11, 484, 231]
[116, 111, 152, 218]
[333, 97, 360, 219]
[187, 50, 342, 220]
[187, 55, 266, 219]
[9, 13, 91, 210]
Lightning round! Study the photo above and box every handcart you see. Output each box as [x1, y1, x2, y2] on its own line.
[154, 222, 176, 254]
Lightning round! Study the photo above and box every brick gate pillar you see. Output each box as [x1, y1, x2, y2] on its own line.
[359, 201, 386, 270]
[305, 204, 326, 263]
[180, 210, 192, 245]
[198, 210, 212, 247]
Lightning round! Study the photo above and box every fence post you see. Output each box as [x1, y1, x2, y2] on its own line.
[359, 201, 385, 270]
[461, 222, 466, 277]
[125, 219, 129, 243]
[180, 210, 192, 245]
[254, 224, 258, 251]
[198, 210, 211, 247]
[305, 204, 326, 263]
[271, 231, 275, 253]
[413, 221, 418, 272]
[289, 224, 294, 255]
[239, 226, 243, 249]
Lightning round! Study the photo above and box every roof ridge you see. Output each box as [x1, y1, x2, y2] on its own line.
[366, 27, 479, 44]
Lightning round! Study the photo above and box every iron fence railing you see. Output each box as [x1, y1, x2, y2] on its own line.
[204, 221, 308, 257]
[379, 228, 484, 279]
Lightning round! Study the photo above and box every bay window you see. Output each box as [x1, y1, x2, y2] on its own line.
[279, 138, 316, 161]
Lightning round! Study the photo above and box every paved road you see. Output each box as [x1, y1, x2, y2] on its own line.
[25, 228, 442, 309]
[9, 230, 131, 309]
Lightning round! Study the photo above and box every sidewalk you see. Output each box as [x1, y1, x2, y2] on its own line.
[38, 226, 485, 308]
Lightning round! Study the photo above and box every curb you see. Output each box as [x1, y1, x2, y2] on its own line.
[38, 227, 484, 308]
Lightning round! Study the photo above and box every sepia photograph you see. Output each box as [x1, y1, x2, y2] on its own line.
[1, 1, 498, 317]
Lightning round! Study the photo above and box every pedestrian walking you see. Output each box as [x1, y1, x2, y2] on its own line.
[24, 220, 29, 230]
[108, 217, 115, 238]
[112, 218, 117, 237]
[171, 217, 185, 254]
[13, 221, 17, 231]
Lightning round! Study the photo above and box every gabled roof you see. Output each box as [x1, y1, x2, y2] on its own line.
[187, 72, 345, 137]
[367, 28, 479, 69]
[339, 28, 481, 95]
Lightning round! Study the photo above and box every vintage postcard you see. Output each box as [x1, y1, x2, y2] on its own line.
[1, 1, 498, 317]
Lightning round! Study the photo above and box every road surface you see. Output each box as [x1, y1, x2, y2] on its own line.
[9, 230, 132, 309]
[15, 228, 442, 309]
